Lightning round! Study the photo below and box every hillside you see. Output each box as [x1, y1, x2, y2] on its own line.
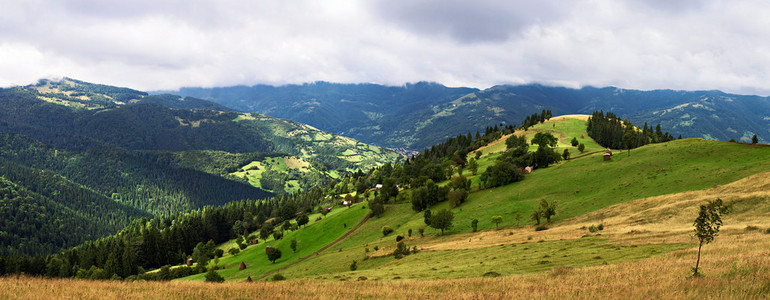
[163, 116, 770, 285]
[0, 79, 402, 256]
[2, 115, 768, 298]
[171, 83, 770, 150]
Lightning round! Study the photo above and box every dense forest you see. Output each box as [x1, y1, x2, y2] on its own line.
[587, 110, 676, 149]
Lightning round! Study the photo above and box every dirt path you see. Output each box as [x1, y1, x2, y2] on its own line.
[254, 214, 370, 281]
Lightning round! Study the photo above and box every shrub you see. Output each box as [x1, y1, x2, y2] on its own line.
[392, 242, 410, 259]
[491, 216, 503, 228]
[597, 224, 604, 230]
[408, 228, 413, 237]
[373, 246, 379, 251]
[214, 249, 224, 258]
[744, 225, 760, 232]
[535, 225, 549, 231]
[272, 274, 286, 281]
[228, 248, 240, 256]
[588, 225, 598, 233]
[350, 260, 358, 271]
[471, 219, 479, 232]
[204, 269, 225, 283]
[482, 271, 501, 277]
[396, 235, 404, 242]
[418, 227, 425, 237]
[765, 228, 770, 234]
[382, 226, 394, 236]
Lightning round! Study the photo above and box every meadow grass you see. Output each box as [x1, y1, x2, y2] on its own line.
[4, 230, 768, 299]
[176, 203, 367, 282]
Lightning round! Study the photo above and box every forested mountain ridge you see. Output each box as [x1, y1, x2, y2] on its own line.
[0, 79, 402, 256]
[171, 82, 770, 149]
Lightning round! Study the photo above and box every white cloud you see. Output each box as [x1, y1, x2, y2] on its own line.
[1, 0, 770, 95]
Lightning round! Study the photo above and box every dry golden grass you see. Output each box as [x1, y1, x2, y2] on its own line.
[422, 171, 770, 251]
[548, 114, 590, 121]
[3, 230, 768, 299]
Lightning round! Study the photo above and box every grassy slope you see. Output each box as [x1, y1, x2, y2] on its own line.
[177, 203, 368, 282]
[9, 115, 770, 298]
[179, 115, 770, 284]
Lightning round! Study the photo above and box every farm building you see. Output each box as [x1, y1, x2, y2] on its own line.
[603, 149, 613, 161]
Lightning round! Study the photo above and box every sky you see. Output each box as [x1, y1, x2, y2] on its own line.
[2, 0, 770, 95]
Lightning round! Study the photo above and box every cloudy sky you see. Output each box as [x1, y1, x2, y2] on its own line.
[2, 0, 770, 95]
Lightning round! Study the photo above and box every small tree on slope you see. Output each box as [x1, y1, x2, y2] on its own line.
[692, 198, 730, 277]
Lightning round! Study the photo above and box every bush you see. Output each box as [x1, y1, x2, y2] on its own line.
[392, 242, 410, 259]
[535, 225, 549, 231]
[272, 274, 286, 281]
[381, 226, 394, 236]
[765, 228, 770, 234]
[204, 269, 225, 283]
[471, 219, 479, 232]
[418, 227, 425, 237]
[350, 260, 358, 271]
[597, 224, 604, 230]
[408, 228, 413, 237]
[396, 235, 404, 242]
[214, 249, 224, 258]
[228, 248, 240, 256]
[482, 271, 501, 277]
[588, 225, 598, 233]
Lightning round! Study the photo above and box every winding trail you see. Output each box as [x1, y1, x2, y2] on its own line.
[254, 214, 370, 281]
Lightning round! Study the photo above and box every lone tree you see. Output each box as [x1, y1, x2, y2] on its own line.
[491, 216, 503, 228]
[570, 137, 579, 147]
[577, 143, 585, 153]
[562, 149, 570, 160]
[266, 247, 282, 264]
[692, 198, 730, 276]
[290, 239, 298, 253]
[531, 210, 541, 225]
[297, 214, 309, 228]
[622, 129, 637, 156]
[540, 199, 557, 223]
[429, 209, 454, 235]
[752, 134, 759, 144]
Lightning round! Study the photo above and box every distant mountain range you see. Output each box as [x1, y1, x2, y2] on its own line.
[170, 82, 770, 149]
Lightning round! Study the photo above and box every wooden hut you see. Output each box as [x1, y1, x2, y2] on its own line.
[239, 261, 247, 271]
[246, 276, 253, 282]
[603, 149, 613, 161]
[186, 258, 193, 267]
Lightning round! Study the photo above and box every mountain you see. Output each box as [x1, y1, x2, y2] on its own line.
[0, 78, 402, 256]
[170, 83, 770, 149]
[170, 81, 479, 150]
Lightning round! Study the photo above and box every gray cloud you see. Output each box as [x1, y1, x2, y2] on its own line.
[368, 0, 571, 43]
[1, 0, 770, 96]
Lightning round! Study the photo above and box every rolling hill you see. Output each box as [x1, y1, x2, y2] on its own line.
[168, 115, 770, 283]
[170, 82, 770, 150]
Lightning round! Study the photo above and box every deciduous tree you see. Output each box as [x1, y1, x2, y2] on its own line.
[692, 198, 730, 276]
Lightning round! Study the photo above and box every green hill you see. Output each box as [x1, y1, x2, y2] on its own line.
[171, 116, 770, 283]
